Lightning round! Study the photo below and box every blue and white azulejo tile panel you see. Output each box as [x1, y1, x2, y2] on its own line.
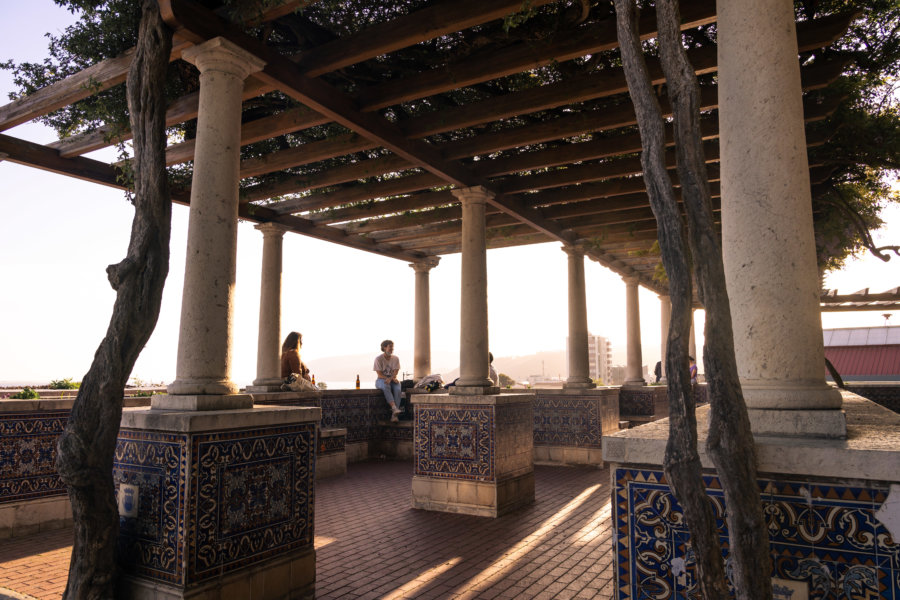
[114, 429, 189, 585]
[414, 405, 494, 481]
[613, 468, 899, 599]
[0, 410, 69, 504]
[532, 396, 600, 448]
[187, 423, 316, 583]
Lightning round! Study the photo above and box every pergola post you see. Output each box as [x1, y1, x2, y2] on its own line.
[118, 38, 319, 600]
[162, 37, 265, 407]
[412, 185, 533, 517]
[450, 185, 497, 393]
[659, 294, 671, 383]
[410, 257, 440, 381]
[623, 276, 646, 387]
[249, 222, 289, 392]
[563, 245, 595, 389]
[718, 0, 844, 437]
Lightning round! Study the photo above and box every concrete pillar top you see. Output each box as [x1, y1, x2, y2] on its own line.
[622, 275, 640, 286]
[409, 256, 441, 272]
[254, 222, 291, 237]
[181, 36, 266, 79]
[451, 185, 494, 203]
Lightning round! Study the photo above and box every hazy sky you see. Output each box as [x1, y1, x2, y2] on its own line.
[1, 1, 897, 387]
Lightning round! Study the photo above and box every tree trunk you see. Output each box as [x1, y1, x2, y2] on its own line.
[612, 2, 729, 597]
[654, 1, 773, 598]
[56, 2, 173, 598]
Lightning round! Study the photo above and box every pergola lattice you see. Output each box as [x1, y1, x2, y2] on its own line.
[0, 0, 857, 294]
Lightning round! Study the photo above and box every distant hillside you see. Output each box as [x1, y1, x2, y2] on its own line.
[441, 350, 568, 384]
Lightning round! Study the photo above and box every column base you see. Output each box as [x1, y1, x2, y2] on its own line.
[167, 377, 239, 396]
[563, 379, 596, 390]
[748, 407, 847, 439]
[413, 392, 534, 517]
[411, 472, 534, 517]
[742, 380, 844, 410]
[450, 385, 500, 395]
[117, 548, 315, 600]
[151, 393, 252, 411]
[246, 383, 284, 393]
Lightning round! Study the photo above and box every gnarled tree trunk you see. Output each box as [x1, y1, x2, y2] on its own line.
[614, 0, 772, 597]
[613, 2, 729, 597]
[654, 1, 772, 597]
[56, 2, 173, 598]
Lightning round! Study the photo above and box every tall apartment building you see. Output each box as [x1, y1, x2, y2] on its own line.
[566, 333, 613, 384]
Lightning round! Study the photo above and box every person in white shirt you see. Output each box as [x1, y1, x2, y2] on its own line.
[373, 340, 402, 422]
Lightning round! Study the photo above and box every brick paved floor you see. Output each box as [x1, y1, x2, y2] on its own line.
[0, 461, 614, 600]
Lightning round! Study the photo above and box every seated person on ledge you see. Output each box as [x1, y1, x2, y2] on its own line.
[281, 331, 316, 392]
[374, 339, 402, 422]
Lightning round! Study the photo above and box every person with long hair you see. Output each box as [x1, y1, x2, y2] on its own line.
[281, 331, 312, 391]
[374, 339, 403, 422]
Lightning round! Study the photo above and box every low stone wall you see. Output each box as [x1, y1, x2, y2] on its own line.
[0, 397, 151, 538]
[532, 388, 619, 465]
[845, 383, 900, 414]
[618, 384, 707, 424]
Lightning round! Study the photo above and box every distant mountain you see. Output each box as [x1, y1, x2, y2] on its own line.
[441, 350, 568, 384]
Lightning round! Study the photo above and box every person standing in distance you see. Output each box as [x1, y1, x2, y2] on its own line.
[374, 340, 402, 422]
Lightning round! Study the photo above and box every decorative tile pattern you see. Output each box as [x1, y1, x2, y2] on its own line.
[613, 467, 900, 599]
[533, 396, 601, 448]
[414, 405, 494, 481]
[187, 423, 316, 583]
[319, 432, 346, 456]
[618, 387, 658, 416]
[0, 411, 69, 503]
[376, 423, 413, 442]
[114, 430, 189, 585]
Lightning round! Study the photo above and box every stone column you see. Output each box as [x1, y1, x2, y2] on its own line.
[410, 257, 440, 380]
[718, 0, 843, 436]
[563, 245, 595, 389]
[450, 186, 497, 393]
[623, 276, 646, 387]
[659, 295, 671, 382]
[250, 223, 289, 391]
[688, 309, 697, 363]
[164, 38, 265, 408]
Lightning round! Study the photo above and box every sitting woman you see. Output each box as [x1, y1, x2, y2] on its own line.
[281, 331, 316, 392]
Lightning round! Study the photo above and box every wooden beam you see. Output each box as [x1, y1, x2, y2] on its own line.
[239, 132, 375, 179]
[356, 0, 718, 111]
[0, 132, 123, 187]
[310, 191, 457, 225]
[0, 39, 192, 132]
[49, 78, 275, 157]
[166, 105, 329, 165]
[272, 171, 444, 214]
[295, 0, 558, 78]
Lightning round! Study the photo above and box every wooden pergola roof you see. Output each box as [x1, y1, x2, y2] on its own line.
[821, 287, 900, 312]
[0, 0, 858, 293]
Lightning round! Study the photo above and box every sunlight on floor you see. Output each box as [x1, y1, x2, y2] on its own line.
[382, 557, 463, 600]
[453, 484, 602, 598]
[314, 536, 336, 549]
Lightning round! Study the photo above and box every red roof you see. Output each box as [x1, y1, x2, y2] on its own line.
[824, 345, 900, 377]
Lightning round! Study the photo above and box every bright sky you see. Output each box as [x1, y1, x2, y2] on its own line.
[1, 2, 897, 387]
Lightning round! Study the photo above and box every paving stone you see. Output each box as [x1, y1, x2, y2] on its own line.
[0, 462, 614, 599]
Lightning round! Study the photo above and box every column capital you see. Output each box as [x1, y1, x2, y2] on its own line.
[182, 37, 266, 79]
[409, 256, 440, 273]
[254, 222, 290, 238]
[561, 244, 585, 258]
[451, 185, 494, 204]
[622, 275, 640, 286]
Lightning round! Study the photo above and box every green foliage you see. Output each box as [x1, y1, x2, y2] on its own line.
[498, 372, 516, 387]
[11, 387, 40, 399]
[49, 377, 80, 389]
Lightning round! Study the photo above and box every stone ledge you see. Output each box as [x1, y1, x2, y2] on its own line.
[121, 405, 321, 432]
[414, 392, 535, 406]
[0, 397, 152, 411]
[602, 392, 900, 482]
